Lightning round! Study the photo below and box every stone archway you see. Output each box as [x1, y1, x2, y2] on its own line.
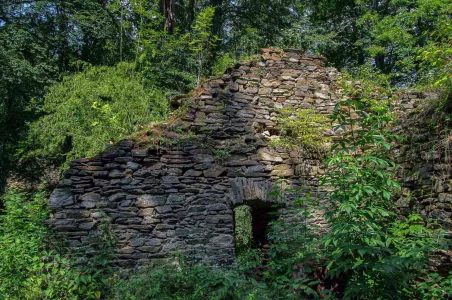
[229, 177, 276, 205]
[230, 178, 284, 253]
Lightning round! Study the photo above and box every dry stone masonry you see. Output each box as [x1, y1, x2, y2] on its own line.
[48, 48, 451, 269]
[393, 91, 452, 231]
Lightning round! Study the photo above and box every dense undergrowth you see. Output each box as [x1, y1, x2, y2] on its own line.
[2, 78, 451, 299]
[0, 187, 117, 299]
[108, 76, 452, 300]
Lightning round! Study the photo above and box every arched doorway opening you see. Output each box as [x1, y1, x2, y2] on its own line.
[233, 200, 279, 253]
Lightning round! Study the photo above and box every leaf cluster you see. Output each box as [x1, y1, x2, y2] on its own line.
[20, 62, 168, 169]
[274, 108, 330, 152]
[320, 79, 448, 298]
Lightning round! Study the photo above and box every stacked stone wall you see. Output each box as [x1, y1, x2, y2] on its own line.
[393, 91, 452, 231]
[48, 48, 450, 269]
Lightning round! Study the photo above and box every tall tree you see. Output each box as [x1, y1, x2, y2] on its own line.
[304, 0, 452, 85]
[162, 0, 176, 32]
[0, 0, 131, 190]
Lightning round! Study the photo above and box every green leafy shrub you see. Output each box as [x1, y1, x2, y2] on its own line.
[274, 108, 330, 151]
[0, 187, 116, 299]
[265, 182, 325, 299]
[212, 53, 235, 75]
[138, 28, 197, 95]
[418, 14, 452, 113]
[321, 79, 444, 298]
[111, 258, 257, 300]
[212, 148, 232, 161]
[0, 187, 49, 298]
[415, 272, 452, 299]
[189, 6, 221, 87]
[22, 62, 168, 169]
[234, 205, 253, 251]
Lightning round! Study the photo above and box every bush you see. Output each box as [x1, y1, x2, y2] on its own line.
[21, 62, 168, 169]
[274, 108, 330, 151]
[0, 187, 49, 298]
[0, 187, 116, 299]
[234, 205, 253, 251]
[321, 76, 446, 298]
[111, 258, 256, 300]
[212, 53, 235, 75]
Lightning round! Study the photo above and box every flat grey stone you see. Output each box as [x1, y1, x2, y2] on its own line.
[49, 188, 74, 208]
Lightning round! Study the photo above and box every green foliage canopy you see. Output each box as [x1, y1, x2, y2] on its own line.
[0, 0, 131, 188]
[23, 63, 168, 167]
[305, 0, 452, 86]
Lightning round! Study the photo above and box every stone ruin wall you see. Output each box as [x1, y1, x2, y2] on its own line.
[393, 92, 452, 232]
[48, 48, 451, 270]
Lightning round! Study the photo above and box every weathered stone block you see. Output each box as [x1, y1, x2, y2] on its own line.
[109, 193, 127, 202]
[207, 204, 228, 211]
[49, 188, 74, 208]
[203, 166, 226, 178]
[130, 238, 145, 247]
[138, 208, 155, 216]
[136, 195, 167, 208]
[155, 206, 172, 214]
[102, 150, 126, 158]
[109, 169, 127, 178]
[142, 216, 161, 224]
[183, 169, 203, 177]
[80, 192, 101, 202]
[138, 246, 161, 253]
[210, 234, 233, 246]
[167, 194, 186, 204]
[78, 222, 95, 230]
[162, 176, 180, 184]
[118, 246, 135, 254]
[206, 215, 233, 224]
[131, 149, 148, 157]
[257, 148, 283, 162]
[273, 164, 291, 170]
[193, 154, 214, 163]
[127, 162, 141, 170]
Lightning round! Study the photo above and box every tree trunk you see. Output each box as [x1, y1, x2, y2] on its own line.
[56, 1, 70, 72]
[163, 0, 176, 32]
[374, 54, 386, 73]
[187, 0, 195, 29]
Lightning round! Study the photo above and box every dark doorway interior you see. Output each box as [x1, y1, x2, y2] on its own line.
[250, 205, 278, 248]
[234, 200, 279, 250]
